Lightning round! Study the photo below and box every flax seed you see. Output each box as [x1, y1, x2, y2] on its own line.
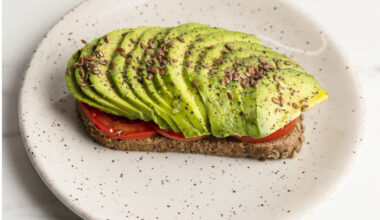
[66, 68, 71, 75]
[273, 74, 279, 81]
[284, 61, 292, 66]
[187, 61, 192, 67]
[276, 60, 281, 69]
[292, 103, 299, 109]
[126, 59, 132, 65]
[192, 81, 199, 87]
[147, 73, 153, 80]
[81, 39, 87, 44]
[301, 105, 309, 112]
[78, 81, 86, 86]
[272, 97, 281, 105]
[150, 67, 158, 74]
[104, 35, 109, 43]
[227, 92, 233, 99]
[178, 36, 185, 42]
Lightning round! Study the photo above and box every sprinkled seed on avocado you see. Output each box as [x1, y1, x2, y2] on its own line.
[104, 35, 109, 43]
[66, 68, 71, 75]
[178, 36, 185, 42]
[191, 81, 199, 87]
[81, 39, 87, 44]
[227, 92, 233, 99]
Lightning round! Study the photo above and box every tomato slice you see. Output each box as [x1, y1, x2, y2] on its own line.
[78, 102, 157, 139]
[231, 118, 298, 143]
[151, 123, 207, 142]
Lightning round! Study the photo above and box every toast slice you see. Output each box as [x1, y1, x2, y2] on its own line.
[78, 103, 305, 160]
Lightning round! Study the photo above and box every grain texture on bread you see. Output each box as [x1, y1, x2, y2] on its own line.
[78, 103, 305, 159]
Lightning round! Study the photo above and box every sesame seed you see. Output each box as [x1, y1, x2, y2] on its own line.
[191, 81, 199, 87]
[81, 39, 87, 44]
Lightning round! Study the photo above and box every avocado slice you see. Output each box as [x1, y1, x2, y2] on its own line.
[137, 27, 200, 133]
[111, 27, 178, 130]
[87, 27, 161, 122]
[67, 37, 137, 118]
[144, 23, 212, 137]
[162, 26, 227, 136]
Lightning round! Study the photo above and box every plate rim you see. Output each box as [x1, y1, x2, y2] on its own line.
[18, 0, 366, 218]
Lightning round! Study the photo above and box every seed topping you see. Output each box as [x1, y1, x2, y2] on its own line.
[178, 36, 185, 42]
[191, 81, 199, 87]
[227, 91, 233, 99]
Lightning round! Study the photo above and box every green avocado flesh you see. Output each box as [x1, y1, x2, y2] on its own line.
[65, 22, 328, 138]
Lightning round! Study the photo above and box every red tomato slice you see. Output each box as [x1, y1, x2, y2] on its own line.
[231, 118, 298, 143]
[78, 102, 157, 139]
[151, 123, 207, 142]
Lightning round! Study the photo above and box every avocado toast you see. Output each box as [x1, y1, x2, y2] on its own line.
[66, 22, 328, 160]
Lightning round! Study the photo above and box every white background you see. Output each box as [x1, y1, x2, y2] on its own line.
[3, 0, 380, 219]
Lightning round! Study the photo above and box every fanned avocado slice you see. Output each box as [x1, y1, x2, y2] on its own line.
[87, 27, 155, 121]
[65, 50, 126, 116]
[184, 30, 261, 83]
[67, 37, 135, 117]
[111, 27, 177, 130]
[137, 27, 198, 133]
[145, 23, 211, 137]
[194, 42, 327, 137]
[162, 26, 226, 136]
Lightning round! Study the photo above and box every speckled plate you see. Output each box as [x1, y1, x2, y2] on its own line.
[18, 0, 365, 219]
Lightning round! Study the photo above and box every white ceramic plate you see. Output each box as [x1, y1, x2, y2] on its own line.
[19, 0, 365, 219]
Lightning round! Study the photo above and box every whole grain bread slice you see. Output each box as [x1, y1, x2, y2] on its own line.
[78, 103, 305, 159]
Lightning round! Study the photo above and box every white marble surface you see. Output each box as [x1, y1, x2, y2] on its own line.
[3, 0, 380, 219]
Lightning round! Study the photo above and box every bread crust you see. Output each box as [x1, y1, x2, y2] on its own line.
[77, 103, 305, 159]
